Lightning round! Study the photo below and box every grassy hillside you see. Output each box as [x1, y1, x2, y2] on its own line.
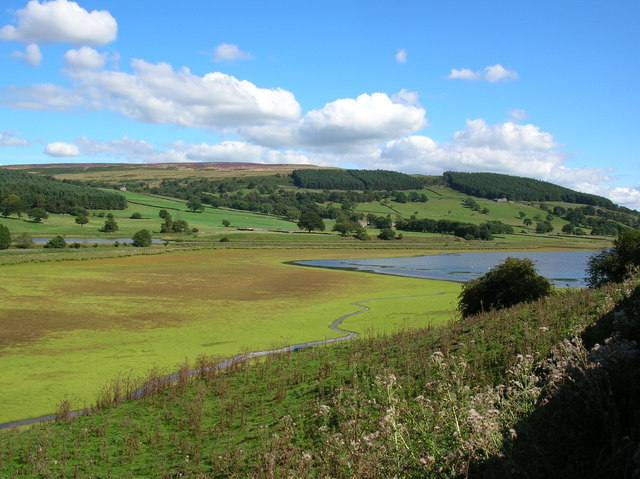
[0, 163, 632, 246]
[0, 185, 619, 249]
[0, 190, 296, 237]
[1, 271, 638, 478]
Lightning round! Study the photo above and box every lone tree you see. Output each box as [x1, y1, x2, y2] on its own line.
[100, 214, 119, 233]
[0, 223, 10, 250]
[132, 229, 152, 247]
[458, 257, 552, 317]
[587, 228, 640, 287]
[28, 207, 48, 223]
[75, 214, 89, 227]
[297, 211, 325, 233]
[186, 197, 204, 213]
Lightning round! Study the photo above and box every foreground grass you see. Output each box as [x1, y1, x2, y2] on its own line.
[0, 248, 460, 424]
[1, 272, 638, 478]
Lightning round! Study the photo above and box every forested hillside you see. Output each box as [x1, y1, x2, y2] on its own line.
[0, 168, 127, 215]
[444, 171, 616, 207]
[292, 168, 425, 190]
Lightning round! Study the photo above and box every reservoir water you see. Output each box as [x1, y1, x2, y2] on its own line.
[297, 251, 594, 288]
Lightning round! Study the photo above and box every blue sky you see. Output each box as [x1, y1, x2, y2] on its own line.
[1, 0, 638, 208]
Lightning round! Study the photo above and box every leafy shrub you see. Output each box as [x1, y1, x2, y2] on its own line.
[458, 257, 552, 317]
[44, 236, 66, 249]
[377, 227, 397, 240]
[587, 228, 640, 287]
[132, 229, 152, 247]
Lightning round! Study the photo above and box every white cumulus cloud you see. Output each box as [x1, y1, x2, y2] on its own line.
[448, 68, 481, 80]
[395, 48, 407, 64]
[3, 59, 301, 129]
[484, 64, 519, 82]
[213, 43, 253, 62]
[0, 131, 30, 146]
[378, 120, 564, 179]
[45, 141, 79, 157]
[242, 92, 426, 153]
[63, 46, 108, 70]
[453, 119, 555, 150]
[448, 64, 519, 82]
[11, 43, 42, 66]
[0, 0, 117, 45]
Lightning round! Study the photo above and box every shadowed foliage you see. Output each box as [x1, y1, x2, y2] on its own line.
[458, 256, 552, 317]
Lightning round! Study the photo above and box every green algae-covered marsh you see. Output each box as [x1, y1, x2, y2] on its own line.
[0, 248, 460, 424]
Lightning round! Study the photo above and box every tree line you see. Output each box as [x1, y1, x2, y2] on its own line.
[0, 168, 127, 217]
[443, 171, 618, 208]
[291, 169, 425, 190]
[394, 215, 514, 240]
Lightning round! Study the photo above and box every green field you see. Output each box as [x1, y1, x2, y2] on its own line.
[0, 187, 615, 253]
[0, 190, 298, 237]
[356, 185, 576, 233]
[0, 248, 460, 424]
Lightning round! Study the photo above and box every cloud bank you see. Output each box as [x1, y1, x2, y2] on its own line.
[243, 92, 426, 153]
[3, 53, 301, 129]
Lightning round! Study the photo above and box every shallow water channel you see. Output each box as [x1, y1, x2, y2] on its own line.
[297, 250, 594, 288]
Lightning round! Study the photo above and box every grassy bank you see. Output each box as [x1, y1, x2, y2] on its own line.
[1, 271, 638, 477]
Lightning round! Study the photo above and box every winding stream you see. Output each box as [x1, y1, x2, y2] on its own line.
[0, 294, 440, 429]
